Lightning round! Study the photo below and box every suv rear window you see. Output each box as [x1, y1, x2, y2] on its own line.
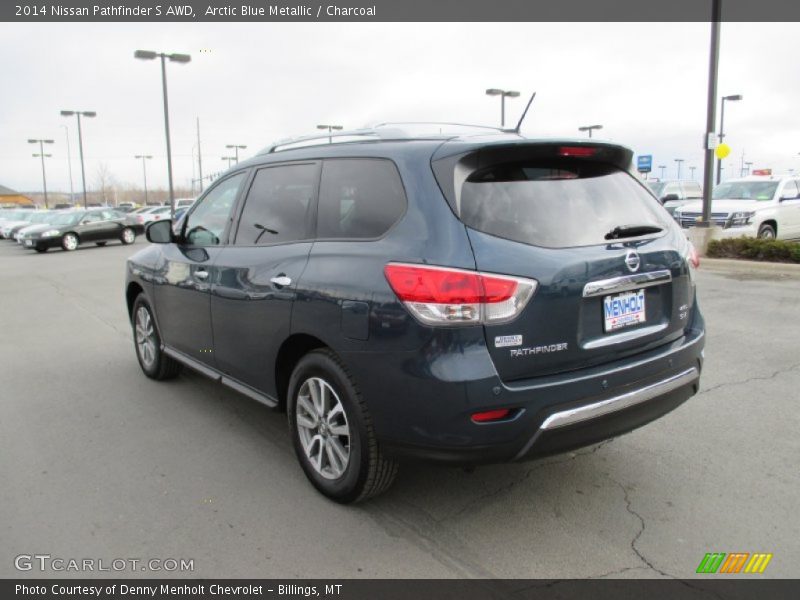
[458, 160, 668, 248]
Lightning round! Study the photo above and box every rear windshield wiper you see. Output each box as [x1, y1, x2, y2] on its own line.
[604, 224, 663, 240]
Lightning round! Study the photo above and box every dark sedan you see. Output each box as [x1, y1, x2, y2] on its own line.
[20, 208, 137, 252]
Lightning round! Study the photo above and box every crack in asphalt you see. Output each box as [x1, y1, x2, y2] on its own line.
[439, 438, 615, 524]
[611, 478, 727, 599]
[699, 362, 800, 395]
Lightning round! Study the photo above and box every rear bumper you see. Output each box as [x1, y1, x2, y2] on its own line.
[349, 313, 705, 466]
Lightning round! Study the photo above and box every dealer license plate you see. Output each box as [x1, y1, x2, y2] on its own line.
[603, 289, 646, 332]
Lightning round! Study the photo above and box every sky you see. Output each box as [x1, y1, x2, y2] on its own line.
[1, 21, 798, 195]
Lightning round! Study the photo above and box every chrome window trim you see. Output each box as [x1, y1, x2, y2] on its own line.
[582, 269, 672, 298]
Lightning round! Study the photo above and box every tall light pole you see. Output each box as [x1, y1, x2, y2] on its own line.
[135, 155, 153, 205]
[658, 165, 667, 179]
[28, 138, 54, 209]
[60, 110, 96, 208]
[717, 93, 742, 184]
[196, 117, 203, 193]
[134, 49, 191, 214]
[744, 161, 753, 176]
[60, 125, 75, 203]
[578, 124, 603, 138]
[689, 166, 697, 180]
[485, 88, 520, 128]
[316, 124, 343, 144]
[225, 144, 247, 164]
[675, 158, 684, 179]
[222, 156, 236, 169]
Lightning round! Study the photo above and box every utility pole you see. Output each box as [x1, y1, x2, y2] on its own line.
[196, 117, 203, 194]
[700, 0, 722, 229]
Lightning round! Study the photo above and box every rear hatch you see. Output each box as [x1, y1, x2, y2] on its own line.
[432, 140, 695, 382]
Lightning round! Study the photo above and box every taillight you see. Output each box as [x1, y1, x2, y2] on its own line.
[558, 146, 596, 157]
[687, 242, 700, 269]
[383, 263, 537, 326]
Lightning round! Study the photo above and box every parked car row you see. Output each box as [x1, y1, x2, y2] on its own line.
[0, 208, 138, 252]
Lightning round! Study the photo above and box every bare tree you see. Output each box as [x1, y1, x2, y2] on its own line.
[94, 162, 117, 205]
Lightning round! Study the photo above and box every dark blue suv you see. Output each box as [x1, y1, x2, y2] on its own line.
[126, 124, 704, 502]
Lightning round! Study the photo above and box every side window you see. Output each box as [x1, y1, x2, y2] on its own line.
[184, 172, 245, 246]
[234, 163, 317, 245]
[781, 180, 799, 199]
[317, 159, 407, 239]
[683, 182, 702, 199]
[83, 212, 102, 224]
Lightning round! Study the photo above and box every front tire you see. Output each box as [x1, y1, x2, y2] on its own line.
[132, 294, 181, 380]
[757, 223, 776, 239]
[120, 227, 136, 245]
[287, 349, 398, 503]
[61, 233, 79, 251]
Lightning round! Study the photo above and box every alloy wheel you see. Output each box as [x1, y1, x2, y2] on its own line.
[63, 234, 78, 251]
[122, 228, 135, 244]
[295, 377, 351, 480]
[135, 306, 156, 368]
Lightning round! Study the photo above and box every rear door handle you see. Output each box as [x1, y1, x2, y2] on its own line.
[270, 275, 292, 287]
[195, 270, 209, 280]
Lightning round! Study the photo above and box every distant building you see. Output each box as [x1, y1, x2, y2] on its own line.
[0, 185, 34, 208]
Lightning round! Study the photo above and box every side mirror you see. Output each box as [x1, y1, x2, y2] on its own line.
[146, 219, 173, 244]
[661, 193, 680, 203]
[779, 193, 796, 202]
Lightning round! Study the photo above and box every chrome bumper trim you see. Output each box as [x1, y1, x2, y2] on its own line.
[583, 269, 672, 298]
[540, 366, 699, 431]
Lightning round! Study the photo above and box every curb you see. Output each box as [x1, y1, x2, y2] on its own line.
[701, 257, 800, 278]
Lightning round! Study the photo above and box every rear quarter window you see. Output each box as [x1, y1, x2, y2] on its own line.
[316, 159, 406, 239]
[459, 159, 669, 248]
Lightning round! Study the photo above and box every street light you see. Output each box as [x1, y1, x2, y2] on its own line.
[744, 161, 753, 176]
[60, 125, 75, 204]
[689, 166, 697, 180]
[316, 124, 343, 144]
[59, 110, 96, 208]
[134, 49, 191, 213]
[221, 156, 236, 169]
[28, 138, 54, 208]
[717, 93, 743, 184]
[135, 155, 153, 205]
[485, 88, 520, 127]
[658, 165, 667, 179]
[225, 143, 247, 164]
[675, 158, 684, 179]
[578, 124, 603, 138]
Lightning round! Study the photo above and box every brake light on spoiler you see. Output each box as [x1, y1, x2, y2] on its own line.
[558, 146, 597, 157]
[384, 263, 537, 326]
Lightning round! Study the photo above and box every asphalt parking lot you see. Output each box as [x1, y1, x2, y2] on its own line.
[1, 239, 798, 579]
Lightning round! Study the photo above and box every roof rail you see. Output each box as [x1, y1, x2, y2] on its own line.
[257, 122, 513, 155]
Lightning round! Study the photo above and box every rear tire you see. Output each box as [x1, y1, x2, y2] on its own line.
[757, 223, 776, 239]
[132, 294, 181, 380]
[287, 349, 398, 503]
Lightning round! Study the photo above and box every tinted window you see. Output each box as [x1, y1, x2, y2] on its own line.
[712, 181, 779, 201]
[235, 163, 317, 245]
[781, 180, 799, 199]
[458, 160, 669, 248]
[83, 212, 103, 224]
[184, 173, 245, 246]
[317, 159, 406, 239]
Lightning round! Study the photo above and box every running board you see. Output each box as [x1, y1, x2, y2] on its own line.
[162, 346, 278, 408]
